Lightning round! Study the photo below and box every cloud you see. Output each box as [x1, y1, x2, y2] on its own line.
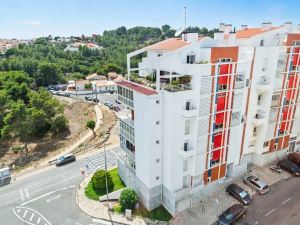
[19, 20, 42, 26]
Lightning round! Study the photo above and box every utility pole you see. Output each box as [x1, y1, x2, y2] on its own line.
[104, 143, 109, 210]
[75, 80, 78, 99]
[184, 6, 187, 32]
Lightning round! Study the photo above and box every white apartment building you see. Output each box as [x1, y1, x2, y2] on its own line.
[116, 22, 300, 215]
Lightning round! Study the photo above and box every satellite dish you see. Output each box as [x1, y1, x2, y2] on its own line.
[175, 27, 185, 36]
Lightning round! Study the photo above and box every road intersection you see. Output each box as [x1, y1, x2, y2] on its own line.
[0, 148, 121, 225]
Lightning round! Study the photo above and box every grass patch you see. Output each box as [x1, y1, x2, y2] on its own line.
[135, 205, 173, 221]
[85, 168, 125, 201]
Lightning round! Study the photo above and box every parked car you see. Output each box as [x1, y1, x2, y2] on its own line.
[287, 152, 300, 165]
[0, 167, 11, 187]
[113, 106, 120, 112]
[115, 100, 121, 104]
[226, 183, 252, 205]
[93, 98, 100, 103]
[62, 92, 70, 97]
[55, 154, 76, 166]
[243, 175, 269, 194]
[277, 159, 300, 176]
[218, 204, 246, 225]
[104, 102, 113, 109]
[85, 96, 92, 101]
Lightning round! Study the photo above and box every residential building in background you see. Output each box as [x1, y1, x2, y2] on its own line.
[116, 22, 300, 215]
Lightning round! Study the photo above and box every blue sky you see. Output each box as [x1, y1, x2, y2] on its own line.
[1, 0, 300, 39]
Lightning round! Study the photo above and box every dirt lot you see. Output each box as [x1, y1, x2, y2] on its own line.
[0, 96, 95, 168]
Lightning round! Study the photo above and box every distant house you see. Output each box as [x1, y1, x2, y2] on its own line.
[112, 75, 124, 83]
[86, 73, 107, 81]
[107, 72, 121, 80]
[64, 42, 102, 52]
[93, 80, 117, 93]
[67, 80, 91, 91]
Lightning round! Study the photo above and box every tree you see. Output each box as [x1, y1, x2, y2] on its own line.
[119, 188, 138, 210]
[91, 169, 113, 191]
[36, 62, 62, 87]
[50, 115, 68, 134]
[84, 83, 92, 90]
[86, 120, 96, 136]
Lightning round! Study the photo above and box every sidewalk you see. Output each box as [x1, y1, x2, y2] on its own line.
[171, 164, 291, 225]
[76, 174, 166, 225]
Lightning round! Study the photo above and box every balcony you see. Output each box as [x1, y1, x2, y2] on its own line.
[256, 76, 271, 92]
[182, 104, 197, 118]
[119, 115, 135, 144]
[179, 144, 196, 158]
[252, 109, 266, 126]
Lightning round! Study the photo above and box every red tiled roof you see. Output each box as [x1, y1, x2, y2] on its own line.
[145, 38, 189, 51]
[117, 81, 157, 96]
[235, 27, 279, 38]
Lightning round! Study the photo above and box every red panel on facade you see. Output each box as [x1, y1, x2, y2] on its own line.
[286, 90, 295, 101]
[216, 95, 226, 111]
[280, 121, 290, 132]
[213, 133, 224, 149]
[212, 149, 221, 160]
[293, 48, 299, 66]
[288, 75, 297, 88]
[215, 112, 225, 124]
[219, 64, 231, 74]
[282, 107, 288, 120]
[218, 75, 229, 85]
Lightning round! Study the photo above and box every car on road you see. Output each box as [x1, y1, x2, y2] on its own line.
[56, 154, 76, 166]
[226, 183, 252, 205]
[61, 92, 70, 97]
[85, 96, 92, 101]
[0, 167, 11, 186]
[243, 175, 269, 194]
[287, 152, 300, 165]
[218, 204, 246, 225]
[277, 159, 300, 176]
[104, 102, 113, 109]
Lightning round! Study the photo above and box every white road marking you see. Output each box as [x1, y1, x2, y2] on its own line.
[281, 197, 292, 205]
[13, 206, 52, 225]
[17, 209, 20, 213]
[265, 208, 275, 217]
[20, 190, 56, 206]
[37, 217, 41, 224]
[24, 188, 30, 199]
[92, 218, 112, 225]
[23, 209, 28, 218]
[19, 189, 25, 202]
[68, 185, 75, 188]
[29, 213, 35, 221]
[254, 221, 259, 225]
[46, 194, 62, 203]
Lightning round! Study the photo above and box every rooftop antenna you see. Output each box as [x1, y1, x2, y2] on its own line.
[184, 6, 187, 32]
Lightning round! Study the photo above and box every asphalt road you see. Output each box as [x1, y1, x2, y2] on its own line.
[0, 147, 121, 225]
[235, 176, 300, 225]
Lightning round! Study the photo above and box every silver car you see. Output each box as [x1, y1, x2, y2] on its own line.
[243, 175, 269, 194]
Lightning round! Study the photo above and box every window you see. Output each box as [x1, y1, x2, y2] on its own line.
[156, 159, 160, 163]
[218, 84, 227, 91]
[183, 159, 188, 172]
[156, 140, 160, 144]
[156, 121, 160, 125]
[156, 100, 160, 104]
[157, 53, 163, 57]
[156, 176, 160, 180]
[272, 94, 280, 101]
[184, 142, 189, 151]
[253, 127, 257, 137]
[185, 120, 191, 135]
[183, 175, 190, 188]
[260, 39, 264, 46]
[263, 141, 269, 148]
[217, 58, 231, 63]
[292, 40, 300, 46]
[262, 58, 268, 71]
[214, 123, 223, 130]
[187, 55, 196, 64]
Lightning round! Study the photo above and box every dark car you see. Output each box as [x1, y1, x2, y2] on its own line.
[85, 96, 92, 101]
[115, 100, 121, 104]
[277, 159, 300, 176]
[287, 152, 300, 166]
[243, 175, 269, 194]
[114, 106, 121, 112]
[218, 204, 246, 225]
[226, 183, 252, 205]
[93, 98, 100, 103]
[55, 154, 76, 166]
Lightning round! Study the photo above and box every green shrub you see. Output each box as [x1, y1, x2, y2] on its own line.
[91, 169, 113, 191]
[50, 115, 68, 134]
[119, 188, 138, 210]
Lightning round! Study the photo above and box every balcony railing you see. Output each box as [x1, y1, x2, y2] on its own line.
[119, 115, 135, 144]
[161, 83, 192, 92]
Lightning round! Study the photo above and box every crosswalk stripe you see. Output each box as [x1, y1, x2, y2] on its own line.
[30, 213, 35, 221]
[37, 217, 41, 224]
[23, 209, 28, 218]
[19, 189, 25, 202]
